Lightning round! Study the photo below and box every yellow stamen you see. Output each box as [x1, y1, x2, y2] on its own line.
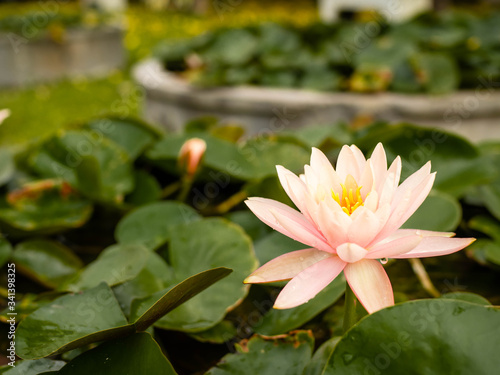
[332, 177, 364, 215]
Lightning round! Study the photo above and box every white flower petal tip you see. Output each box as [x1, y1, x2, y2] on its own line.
[337, 243, 368, 263]
[243, 275, 266, 284]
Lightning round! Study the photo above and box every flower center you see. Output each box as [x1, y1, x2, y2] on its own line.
[332, 175, 364, 215]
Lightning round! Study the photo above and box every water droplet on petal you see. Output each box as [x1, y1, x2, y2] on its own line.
[380, 258, 388, 264]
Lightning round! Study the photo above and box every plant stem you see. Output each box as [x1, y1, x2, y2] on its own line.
[213, 190, 248, 214]
[343, 283, 358, 333]
[161, 181, 181, 198]
[408, 258, 441, 298]
[177, 176, 193, 203]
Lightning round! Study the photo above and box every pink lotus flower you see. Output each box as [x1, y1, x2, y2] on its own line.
[244, 144, 475, 313]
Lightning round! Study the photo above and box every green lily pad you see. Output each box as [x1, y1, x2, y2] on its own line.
[12, 239, 83, 289]
[131, 218, 258, 332]
[206, 331, 314, 375]
[115, 201, 201, 250]
[441, 292, 491, 305]
[29, 130, 134, 204]
[112, 252, 174, 316]
[253, 276, 346, 336]
[61, 244, 150, 292]
[0, 148, 14, 187]
[325, 300, 500, 374]
[412, 52, 459, 94]
[132, 267, 233, 331]
[401, 190, 461, 231]
[16, 283, 134, 360]
[85, 118, 160, 160]
[469, 215, 500, 242]
[189, 320, 237, 344]
[477, 184, 500, 221]
[56, 333, 177, 375]
[303, 337, 341, 375]
[225, 210, 270, 242]
[240, 138, 310, 180]
[0, 183, 93, 235]
[0, 359, 66, 374]
[0, 292, 61, 323]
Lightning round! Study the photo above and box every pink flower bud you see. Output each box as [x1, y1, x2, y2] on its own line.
[178, 138, 207, 177]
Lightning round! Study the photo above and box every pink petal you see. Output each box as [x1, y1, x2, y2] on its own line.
[244, 248, 332, 283]
[348, 207, 381, 247]
[394, 237, 475, 259]
[310, 147, 342, 190]
[369, 143, 388, 187]
[390, 229, 455, 239]
[344, 259, 394, 314]
[315, 202, 350, 247]
[276, 166, 315, 222]
[392, 162, 432, 206]
[350, 145, 368, 171]
[366, 234, 423, 259]
[273, 209, 334, 252]
[337, 243, 368, 263]
[359, 160, 375, 199]
[336, 145, 363, 182]
[378, 157, 402, 207]
[245, 198, 332, 252]
[372, 173, 435, 244]
[303, 165, 320, 193]
[274, 256, 346, 309]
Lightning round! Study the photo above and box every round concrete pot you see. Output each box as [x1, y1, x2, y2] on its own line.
[0, 25, 124, 87]
[133, 59, 500, 142]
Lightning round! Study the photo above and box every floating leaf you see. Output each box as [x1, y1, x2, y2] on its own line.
[29, 130, 134, 204]
[85, 118, 160, 160]
[206, 331, 314, 375]
[16, 283, 134, 359]
[303, 337, 341, 375]
[131, 218, 257, 332]
[56, 333, 177, 375]
[61, 244, 150, 292]
[132, 267, 233, 331]
[441, 292, 491, 305]
[189, 320, 237, 344]
[0, 182, 92, 235]
[112, 252, 174, 316]
[325, 300, 500, 374]
[12, 239, 82, 289]
[115, 201, 201, 250]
